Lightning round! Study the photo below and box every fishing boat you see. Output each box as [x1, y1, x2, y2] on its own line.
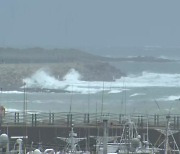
[155, 115, 180, 154]
[0, 133, 25, 154]
[95, 118, 159, 154]
[0, 133, 9, 153]
[56, 124, 90, 154]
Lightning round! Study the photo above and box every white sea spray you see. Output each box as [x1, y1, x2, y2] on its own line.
[22, 69, 180, 94]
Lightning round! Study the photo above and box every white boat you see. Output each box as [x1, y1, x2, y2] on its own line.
[155, 115, 180, 154]
[26, 124, 90, 154]
[57, 124, 90, 154]
[0, 133, 25, 154]
[95, 118, 158, 154]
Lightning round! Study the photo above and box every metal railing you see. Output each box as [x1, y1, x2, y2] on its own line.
[2, 112, 180, 130]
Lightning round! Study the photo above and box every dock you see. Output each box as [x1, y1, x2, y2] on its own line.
[1, 112, 180, 151]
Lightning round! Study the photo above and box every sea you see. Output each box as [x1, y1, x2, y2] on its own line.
[1, 47, 180, 115]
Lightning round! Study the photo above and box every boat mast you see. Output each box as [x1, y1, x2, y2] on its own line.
[164, 115, 170, 154]
[103, 119, 108, 154]
[70, 124, 76, 153]
[146, 114, 149, 148]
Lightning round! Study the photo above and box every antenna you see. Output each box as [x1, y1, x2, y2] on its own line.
[154, 99, 160, 111]
[146, 114, 149, 144]
[156, 100, 180, 154]
[101, 81, 105, 116]
[143, 87, 161, 113]
[69, 85, 73, 114]
[124, 82, 127, 115]
[121, 78, 127, 115]
[88, 82, 90, 114]
[23, 82, 26, 123]
[23, 82, 28, 153]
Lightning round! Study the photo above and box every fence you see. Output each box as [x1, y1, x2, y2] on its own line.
[2, 112, 180, 130]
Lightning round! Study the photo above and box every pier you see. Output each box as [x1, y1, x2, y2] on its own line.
[1, 112, 180, 151]
[2, 112, 180, 129]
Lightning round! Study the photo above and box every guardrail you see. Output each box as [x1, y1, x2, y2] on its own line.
[1, 112, 180, 130]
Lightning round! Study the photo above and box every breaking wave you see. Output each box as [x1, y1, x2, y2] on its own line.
[23, 69, 67, 89]
[23, 69, 180, 94]
[63, 69, 82, 81]
[117, 71, 180, 87]
[1, 91, 24, 94]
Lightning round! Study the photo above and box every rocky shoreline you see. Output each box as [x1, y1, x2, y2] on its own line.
[0, 47, 175, 91]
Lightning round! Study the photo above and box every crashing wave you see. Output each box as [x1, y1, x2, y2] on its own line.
[23, 70, 180, 94]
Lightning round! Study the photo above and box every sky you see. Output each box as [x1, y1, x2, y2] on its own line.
[0, 0, 180, 49]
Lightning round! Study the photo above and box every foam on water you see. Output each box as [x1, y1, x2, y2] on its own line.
[117, 71, 180, 87]
[23, 69, 67, 89]
[1, 91, 24, 94]
[130, 93, 146, 97]
[63, 68, 82, 81]
[6, 108, 20, 112]
[108, 89, 123, 94]
[23, 69, 180, 94]
[158, 95, 180, 101]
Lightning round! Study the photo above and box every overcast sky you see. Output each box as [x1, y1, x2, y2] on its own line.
[0, 0, 180, 49]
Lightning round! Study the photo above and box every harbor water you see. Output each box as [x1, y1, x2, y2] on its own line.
[1, 60, 180, 115]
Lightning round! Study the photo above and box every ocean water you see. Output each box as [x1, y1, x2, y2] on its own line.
[1, 54, 180, 115]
